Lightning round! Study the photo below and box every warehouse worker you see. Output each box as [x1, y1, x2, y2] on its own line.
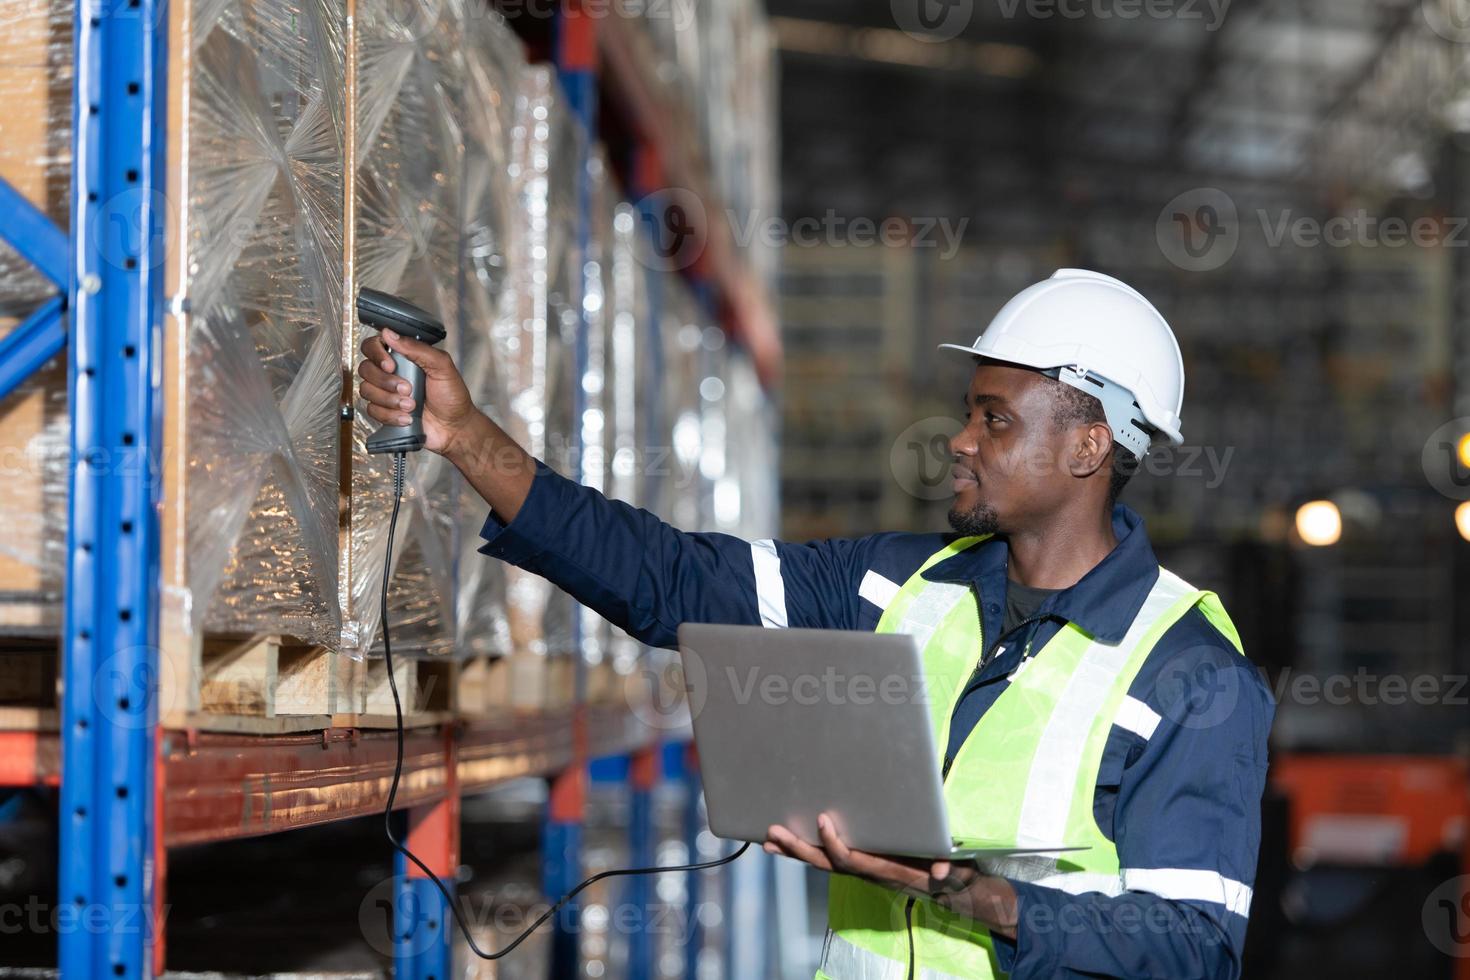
[357, 269, 1273, 979]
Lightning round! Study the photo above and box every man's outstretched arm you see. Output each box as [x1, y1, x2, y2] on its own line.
[359, 325, 933, 647]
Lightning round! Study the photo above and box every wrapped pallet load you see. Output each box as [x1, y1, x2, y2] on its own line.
[577, 151, 614, 698]
[159, 0, 351, 719]
[347, 0, 465, 687]
[661, 273, 707, 532]
[602, 195, 650, 697]
[455, 8, 526, 669]
[0, 0, 361, 721]
[0, 0, 662, 727]
[496, 65, 584, 708]
[0, 0, 71, 636]
[0, 0, 548, 725]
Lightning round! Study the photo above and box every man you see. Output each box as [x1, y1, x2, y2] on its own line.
[357, 269, 1273, 978]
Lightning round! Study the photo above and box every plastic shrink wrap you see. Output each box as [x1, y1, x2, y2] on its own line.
[497, 65, 584, 705]
[346, 0, 469, 662]
[0, 0, 71, 632]
[0, 0, 358, 713]
[600, 194, 648, 686]
[660, 273, 707, 531]
[0, 0, 773, 729]
[165, 0, 349, 660]
[455, 8, 527, 664]
[577, 152, 614, 685]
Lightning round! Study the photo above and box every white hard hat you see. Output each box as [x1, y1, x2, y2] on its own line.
[939, 269, 1184, 458]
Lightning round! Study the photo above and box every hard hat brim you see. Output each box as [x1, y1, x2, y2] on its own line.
[937, 342, 1060, 371]
[937, 343, 1185, 447]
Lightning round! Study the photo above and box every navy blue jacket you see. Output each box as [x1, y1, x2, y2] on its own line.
[479, 462, 1275, 979]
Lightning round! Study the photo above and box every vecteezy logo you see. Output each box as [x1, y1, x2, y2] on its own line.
[627, 647, 706, 732]
[1424, 0, 1470, 42]
[1156, 188, 1239, 272]
[382, 0, 442, 42]
[1153, 647, 1242, 731]
[1422, 418, 1470, 500]
[891, 0, 974, 41]
[93, 647, 173, 730]
[358, 876, 442, 958]
[632, 187, 708, 273]
[91, 188, 175, 273]
[890, 417, 965, 501]
[1423, 875, 1470, 957]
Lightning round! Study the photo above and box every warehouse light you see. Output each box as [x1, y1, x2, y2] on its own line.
[1295, 500, 1342, 547]
[1457, 501, 1470, 543]
[772, 17, 1039, 79]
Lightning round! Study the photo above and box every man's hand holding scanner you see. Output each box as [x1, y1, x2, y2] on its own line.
[357, 329, 476, 456]
[357, 327, 536, 522]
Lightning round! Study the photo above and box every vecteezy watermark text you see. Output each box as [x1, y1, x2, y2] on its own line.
[889, 0, 1231, 41]
[728, 211, 969, 261]
[725, 665, 929, 708]
[0, 897, 167, 937]
[1158, 187, 1470, 272]
[633, 188, 971, 271]
[993, 0, 1230, 29]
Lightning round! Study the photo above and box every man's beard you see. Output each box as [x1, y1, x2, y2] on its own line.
[948, 499, 1000, 537]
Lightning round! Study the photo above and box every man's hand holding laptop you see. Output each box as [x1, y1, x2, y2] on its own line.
[764, 813, 1021, 940]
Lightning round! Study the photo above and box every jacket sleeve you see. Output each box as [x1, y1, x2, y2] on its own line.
[476, 461, 932, 648]
[992, 622, 1275, 979]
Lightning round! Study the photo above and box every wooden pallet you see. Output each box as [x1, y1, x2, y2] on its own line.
[165, 633, 455, 733]
[0, 633, 455, 734]
[457, 652, 581, 716]
[0, 638, 60, 731]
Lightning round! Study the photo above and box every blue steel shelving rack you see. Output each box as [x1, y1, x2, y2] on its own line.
[0, 1, 175, 976]
[55, 0, 169, 978]
[0, 0, 779, 976]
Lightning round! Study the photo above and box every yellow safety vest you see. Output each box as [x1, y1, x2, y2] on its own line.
[817, 536, 1244, 979]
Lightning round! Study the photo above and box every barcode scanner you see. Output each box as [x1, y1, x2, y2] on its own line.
[357, 287, 447, 454]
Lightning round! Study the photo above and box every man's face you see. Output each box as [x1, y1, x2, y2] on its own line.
[947, 362, 1075, 537]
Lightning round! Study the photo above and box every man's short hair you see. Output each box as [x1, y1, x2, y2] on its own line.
[1048, 377, 1138, 505]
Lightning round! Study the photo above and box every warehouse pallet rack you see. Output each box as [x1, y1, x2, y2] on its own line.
[0, 1, 781, 976]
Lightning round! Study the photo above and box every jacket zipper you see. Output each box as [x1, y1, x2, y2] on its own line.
[920, 596, 1051, 971]
[940, 609, 1046, 781]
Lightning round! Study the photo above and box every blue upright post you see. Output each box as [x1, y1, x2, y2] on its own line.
[546, 6, 597, 977]
[58, 0, 168, 976]
[394, 728, 459, 979]
[543, 764, 586, 979]
[626, 746, 659, 980]
[680, 744, 703, 980]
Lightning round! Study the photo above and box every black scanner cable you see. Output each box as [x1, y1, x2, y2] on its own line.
[378, 450, 750, 960]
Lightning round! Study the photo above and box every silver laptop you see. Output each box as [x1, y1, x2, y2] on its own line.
[677, 622, 1086, 861]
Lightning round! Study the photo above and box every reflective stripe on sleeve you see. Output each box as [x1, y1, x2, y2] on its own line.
[750, 539, 788, 629]
[858, 569, 901, 611]
[1021, 868, 1253, 918]
[1122, 868, 1254, 917]
[1112, 694, 1162, 741]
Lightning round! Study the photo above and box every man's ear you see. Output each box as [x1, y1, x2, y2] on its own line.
[1067, 422, 1114, 479]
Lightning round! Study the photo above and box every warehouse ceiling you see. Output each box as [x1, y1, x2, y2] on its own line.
[769, 0, 1447, 225]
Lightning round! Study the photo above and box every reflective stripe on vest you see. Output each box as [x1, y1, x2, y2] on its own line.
[822, 538, 1244, 980]
[818, 930, 967, 980]
[1011, 567, 1193, 849]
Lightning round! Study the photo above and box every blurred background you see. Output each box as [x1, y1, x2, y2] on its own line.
[1, 0, 1469, 977]
[775, 1, 1470, 975]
